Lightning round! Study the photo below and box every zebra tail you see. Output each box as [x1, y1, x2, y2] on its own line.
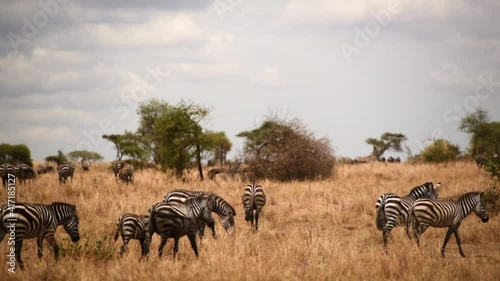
[376, 207, 386, 231]
[114, 219, 121, 241]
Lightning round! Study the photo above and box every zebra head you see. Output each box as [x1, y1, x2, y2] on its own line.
[50, 202, 80, 243]
[207, 193, 236, 233]
[475, 192, 489, 223]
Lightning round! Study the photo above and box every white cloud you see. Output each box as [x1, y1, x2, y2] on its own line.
[0, 126, 78, 144]
[250, 67, 287, 88]
[169, 62, 241, 80]
[203, 32, 235, 55]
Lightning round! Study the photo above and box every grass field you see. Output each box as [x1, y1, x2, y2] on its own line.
[1, 161, 499, 280]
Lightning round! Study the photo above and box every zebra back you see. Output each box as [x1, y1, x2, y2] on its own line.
[242, 183, 266, 211]
[112, 161, 125, 177]
[118, 163, 134, 183]
[114, 213, 146, 241]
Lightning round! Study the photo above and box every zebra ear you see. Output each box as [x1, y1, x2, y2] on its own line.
[434, 182, 441, 191]
[480, 191, 485, 198]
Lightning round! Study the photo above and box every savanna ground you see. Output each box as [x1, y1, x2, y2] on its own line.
[1, 161, 499, 281]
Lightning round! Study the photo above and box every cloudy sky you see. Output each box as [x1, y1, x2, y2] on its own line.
[0, 0, 499, 162]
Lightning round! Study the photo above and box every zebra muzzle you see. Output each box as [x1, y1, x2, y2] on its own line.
[481, 216, 489, 223]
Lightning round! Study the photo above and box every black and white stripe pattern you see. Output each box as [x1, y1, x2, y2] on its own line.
[408, 191, 489, 257]
[0, 202, 80, 270]
[163, 189, 236, 239]
[118, 163, 134, 184]
[17, 163, 36, 184]
[0, 163, 19, 186]
[112, 161, 125, 181]
[375, 182, 440, 250]
[114, 213, 147, 256]
[143, 194, 214, 259]
[242, 183, 267, 230]
[58, 163, 75, 184]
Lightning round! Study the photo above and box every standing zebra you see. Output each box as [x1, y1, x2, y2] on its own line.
[112, 161, 125, 181]
[114, 213, 147, 256]
[163, 189, 236, 239]
[375, 182, 441, 251]
[408, 191, 489, 257]
[118, 163, 134, 184]
[58, 163, 75, 184]
[17, 163, 36, 184]
[242, 183, 267, 230]
[0, 163, 19, 187]
[0, 202, 80, 270]
[143, 194, 214, 259]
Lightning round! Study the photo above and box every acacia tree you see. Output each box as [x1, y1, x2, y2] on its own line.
[205, 131, 232, 166]
[237, 116, 336, 181]
[0, 144, 33, 166]
[459, 108, 493, 155]
[68, 150, 104, 170]
[365, 132, 407, 160]
[102, 131, 148, 165]
[45, 150, 67, 166]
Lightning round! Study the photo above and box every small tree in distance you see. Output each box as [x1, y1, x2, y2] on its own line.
[237, 115, 336, 181]
[365, 132, 407, 160]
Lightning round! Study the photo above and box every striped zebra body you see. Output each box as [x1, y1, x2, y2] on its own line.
[58, 163, 75, 184]
[143, 194, 214, 259]
[118, 163, 134, 184]
[17, 163, 36, 184]
[112, 161, 125, 181]
[0, 163, 19, 187]
[163, 189, 236, 239]
[408, 191, 489, 257]
[242, 183, 266, 230]
[0, 202, 80, 270]
[114, 213, 147, 256]
[375, 182, 440, 251]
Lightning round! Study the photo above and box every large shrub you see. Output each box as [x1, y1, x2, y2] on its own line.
[421, 139, 460, 163]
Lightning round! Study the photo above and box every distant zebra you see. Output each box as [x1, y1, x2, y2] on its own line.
[118, 163, 134, 184]
[242, 183, 267, 230]
[375, 182, 440, 251]
[0, 163, 19, 187]
[112, 161, 125, 181]
[387, 156, 395, 163]
[58, 163, 75, 184]
[408, 191, 489, 257]
[0, 202, 80, 270]
[475, 155, 487, 169]
[37, 165, 55, 175]
[114, 213, 147, 256]
[163, 189, 236, 238]
[17, 163, 36, 184]
[143, 194, 214, 259]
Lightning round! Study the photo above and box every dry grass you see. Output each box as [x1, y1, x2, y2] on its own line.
[1, 161, 499, 280]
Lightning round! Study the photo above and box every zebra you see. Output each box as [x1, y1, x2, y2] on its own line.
[114, 213, 147, 256]
[118, 163, 134, 184]
[112, 161, 125, 181]
[0, 163, 19, 187]
[143, 194, 214, 259]
[163, 189, 236, 239]
[475, 155, 487, 169]
[58, 163, 75, 184]
[407, 191, 489, 257]
[17, 163, 36, 184]
[242, 183, 267, 230]
[0, 202, 80, 270]
[375, 182, 441, 251]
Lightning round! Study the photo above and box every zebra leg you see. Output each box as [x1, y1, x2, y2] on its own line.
[15, 239, 25, 271]
[120, 236, 130, 256]
[453, 229, 466, 257]
[158, 236, 168, 258]
[198, 222, 206, 240]
[187, 232, 199, 257]
[255, 209, 261, 230]
[249, 210, 255, 230]
[173, 237, 180, 260]
[140, 239, 147, 257]
[0, 224, 6, 242]
[45, 235, 60, 262]
[37, 236, 44, 260]
[206, 219, 217, 240]
[441, 227, 455, 258]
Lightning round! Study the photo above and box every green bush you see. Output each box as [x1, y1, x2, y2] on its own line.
[421, 139, 460, 163]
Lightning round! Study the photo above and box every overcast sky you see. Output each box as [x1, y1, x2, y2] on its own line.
[0, 0, 499, 162]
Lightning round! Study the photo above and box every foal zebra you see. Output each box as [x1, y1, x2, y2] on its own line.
[58, 163, 75, 184]
[163, 189, 236, 239]
[118, 163, 134, 184]
[0, 202, 80, 270]
[143, 194, 214, 259]
[408, 191, 489, 257]
[375, 182, 440, 251]
[242, 183, 267, 230]
[114, 213, 147, 256]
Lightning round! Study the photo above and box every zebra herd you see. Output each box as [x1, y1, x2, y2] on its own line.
[0, 163, 37, 186]
[376, 182, 490, 256]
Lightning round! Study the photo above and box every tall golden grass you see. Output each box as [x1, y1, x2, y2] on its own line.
[1, 161, 499, 280]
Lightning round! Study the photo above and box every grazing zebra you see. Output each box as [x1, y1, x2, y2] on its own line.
[0, 202, 80, 270]
[37, 165, 55, 175]
[375, 182, 441, 251]
[114, 213, 147, 256]
[143, 194, 214, 259]
[242, 183, 267, 230]
[0, 163, 19, 187]
[112, 161, 125, 181]
[408, 191, 489, 257]
[17, 163, 36, 184]
[163, 189, 236, 239]
[387, 156, 395, 163]
[118, 163, 134, 184]
[58, 163, 75, 184]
